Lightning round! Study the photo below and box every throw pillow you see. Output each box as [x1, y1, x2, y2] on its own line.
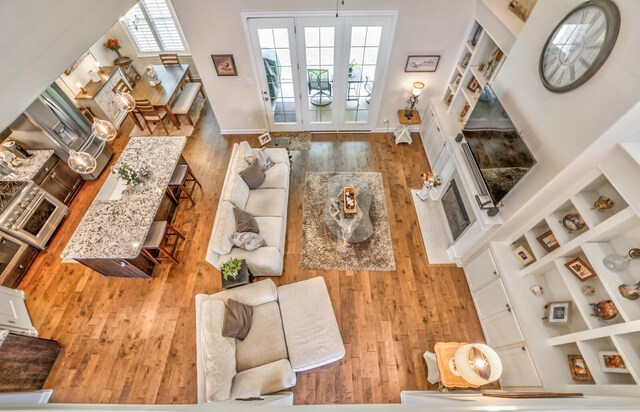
[231, 232, 266, 251]
[240, 159, 265, 189]
[246, 148, 275, 171]
[233, 207, 259, 233]
[222, 299, 253, 340]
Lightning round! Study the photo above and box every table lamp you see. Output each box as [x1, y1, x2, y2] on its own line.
[404, 81, 424, 120]
[448, 343, 502, 386]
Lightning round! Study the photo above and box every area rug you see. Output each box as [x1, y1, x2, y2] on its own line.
[270, 131, 311, 151]
[300, 172, 396, 271]
[129, 94, 206, 137]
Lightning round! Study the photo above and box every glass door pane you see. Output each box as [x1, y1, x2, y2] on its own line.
[257, 28, 297, 123]
[345, 26, 381, 125]
[248, 18, 302, 131]
[303, 26, 335, 125]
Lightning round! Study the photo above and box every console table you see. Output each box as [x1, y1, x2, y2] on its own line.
[75, 66, 129, 127]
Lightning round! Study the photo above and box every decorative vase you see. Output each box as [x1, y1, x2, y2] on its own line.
[603, 248, 640, 272]
[619, 283, 640, 301]
[590, 300, 618, 322]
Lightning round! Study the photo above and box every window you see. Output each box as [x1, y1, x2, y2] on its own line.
[122, 0, 186, 54]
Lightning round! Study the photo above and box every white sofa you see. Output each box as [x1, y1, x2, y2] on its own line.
[195, 277, 345, 402]
[206, 141, 289, 276]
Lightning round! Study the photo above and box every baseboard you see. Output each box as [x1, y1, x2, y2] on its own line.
[371, 126, 421, 133]
[220, 129, 266, 135]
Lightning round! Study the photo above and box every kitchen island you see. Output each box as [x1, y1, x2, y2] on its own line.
[61, 136, 188, 278]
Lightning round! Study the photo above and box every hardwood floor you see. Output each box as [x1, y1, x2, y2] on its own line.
[19, 104, 486, 404]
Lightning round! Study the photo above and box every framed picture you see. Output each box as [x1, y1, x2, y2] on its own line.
[537, 230, 559, 252]
[511, 245, 535, 267]
[568, 355, 593, 382]
[509, 0, 538, 22]
[470, 25, 483, 47]
[564, 257, 597, 281]
[258, 132, 272, 146]
[211, 54, 237, 76]
[598, 351, 628, 373]
[444, 92, 454, 106]
[466, 77, 480, 93]
[405, 55, 440, 72]
[452, 74, 462, 89]
[543, 301, 571, 325]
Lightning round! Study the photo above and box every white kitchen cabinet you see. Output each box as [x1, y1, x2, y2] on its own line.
[473, 279, 511, 319]
[76, 66, 129, 128]
[496, 345, 542, 387]
[464, 248, 499, 291]
[481, 309, 525, 347]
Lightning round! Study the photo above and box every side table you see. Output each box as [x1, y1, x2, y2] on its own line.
[222, 260, 254, 289]
[394, 110, 421, 145]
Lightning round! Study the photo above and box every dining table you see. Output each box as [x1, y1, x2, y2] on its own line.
[130, 64, 193, 129]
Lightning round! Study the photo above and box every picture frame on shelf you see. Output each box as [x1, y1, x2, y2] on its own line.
[211, 54, 237, 76]
[511, 245, 535, 267]
[543, 301, 571, 326]
[598, 351, 628, 373]
[470, 25, 482, 47]
[444, 92, 454, 106]
[568, 355, 593, 382]
[564, 257, 597, 281]
[536, 230, 559, 252]
[457, 103, 470, 124]
[452, 74, 462, 90]
[466, 77, 480, 93]
[257, 132, 272, 146]
[405, 55, 440, 72]
[461, 53, 471, 69]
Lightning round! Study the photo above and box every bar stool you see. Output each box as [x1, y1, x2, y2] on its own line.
[141, 221, 185, 265]
[166, 164, 202, 206]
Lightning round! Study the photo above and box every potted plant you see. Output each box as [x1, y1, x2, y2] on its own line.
[105, 38, 122, 58]
[348, 59, 357, 77]
[221, 258, 243, 281]
[114, 163, 145, 186]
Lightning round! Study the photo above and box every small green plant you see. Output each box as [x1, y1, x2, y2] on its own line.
[221, 258, 243, 281]
[115, 163, 144, 186]
[349, 58, 357, 75]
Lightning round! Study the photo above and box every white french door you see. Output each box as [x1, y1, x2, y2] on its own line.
[247, 14, 395, 132]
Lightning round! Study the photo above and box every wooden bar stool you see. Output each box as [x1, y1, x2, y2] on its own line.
[141, 221, 185, 265]
[165, 164, 202, 206]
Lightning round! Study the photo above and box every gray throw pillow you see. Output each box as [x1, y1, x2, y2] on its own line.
[222, 299, 253, 340]
[230, 232, 266, 251]
[233, 207, 259, 233]
[240, 159, 265, 189]
[246, 148, 275, 171]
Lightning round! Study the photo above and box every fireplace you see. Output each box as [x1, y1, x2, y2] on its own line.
[442, 179, 471, 241]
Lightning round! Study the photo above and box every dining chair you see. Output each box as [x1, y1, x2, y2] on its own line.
[134, 99, 169, 134]
[364, 76, 373, 104]
[307, 68, 332, 106]
[160, 53, 181, 67]
[112, 79, 132, 94]
[141, 221, 185, 265]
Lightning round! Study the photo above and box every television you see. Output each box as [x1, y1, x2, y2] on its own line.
[461, 85, 536, 206]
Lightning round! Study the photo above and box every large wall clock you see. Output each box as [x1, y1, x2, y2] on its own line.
[539, 0, 620, 93]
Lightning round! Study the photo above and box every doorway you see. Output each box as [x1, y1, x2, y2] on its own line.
[246, 13, 396, 131]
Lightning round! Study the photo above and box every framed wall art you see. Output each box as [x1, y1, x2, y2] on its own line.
[211, 54, 237, 76]
[405, 55, 440, 72]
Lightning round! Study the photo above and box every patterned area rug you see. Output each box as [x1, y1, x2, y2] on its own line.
[300, 172, 396, 271]
[130, 95, 206, 137]
[270, 131, 311, 151]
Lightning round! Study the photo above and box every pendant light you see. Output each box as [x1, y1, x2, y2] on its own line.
[68, 150, 97, 174]
[114, 91, 136, 112]
[92, 118, 117, 141]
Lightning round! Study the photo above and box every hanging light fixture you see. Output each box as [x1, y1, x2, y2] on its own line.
[92, 118, 117, 141]
[68, 150, 97, 174]
[114, 91, 136, 112]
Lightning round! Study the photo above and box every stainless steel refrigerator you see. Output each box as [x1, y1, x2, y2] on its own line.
[8, 82, 113, 180]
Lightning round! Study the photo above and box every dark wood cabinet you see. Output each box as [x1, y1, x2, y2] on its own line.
[34, 157, 83, 205]
[0, 333, 61, 391]
[1, 246, 38, 288]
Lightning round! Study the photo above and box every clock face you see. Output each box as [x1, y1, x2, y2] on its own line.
[540, 0, 620, 93]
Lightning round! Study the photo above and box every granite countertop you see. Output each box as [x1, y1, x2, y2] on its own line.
[0, 150, 55, 181]
[61, 136, 187, 260]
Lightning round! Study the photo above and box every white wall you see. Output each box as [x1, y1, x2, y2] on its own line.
[0, 0, 137, 129]
[172, 0, 475, 133]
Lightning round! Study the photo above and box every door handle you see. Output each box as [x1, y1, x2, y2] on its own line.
[493, 270, 498, 275]
[263, 97, 269, 102]
[506, 303, 512, 312]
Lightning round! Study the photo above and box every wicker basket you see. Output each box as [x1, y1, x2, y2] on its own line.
[343, 186, 357, 214]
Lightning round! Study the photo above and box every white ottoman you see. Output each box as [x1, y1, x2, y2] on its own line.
[277, 277, 345, 372]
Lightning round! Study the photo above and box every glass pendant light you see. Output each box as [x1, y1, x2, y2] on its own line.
[92, 118, 117, 141]
[68, 150, 97, 174]
[114, 91, 136, 112]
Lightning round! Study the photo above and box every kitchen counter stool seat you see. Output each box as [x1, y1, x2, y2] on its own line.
[141, 221, 185, 265]
[165, 164, 202, 206]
